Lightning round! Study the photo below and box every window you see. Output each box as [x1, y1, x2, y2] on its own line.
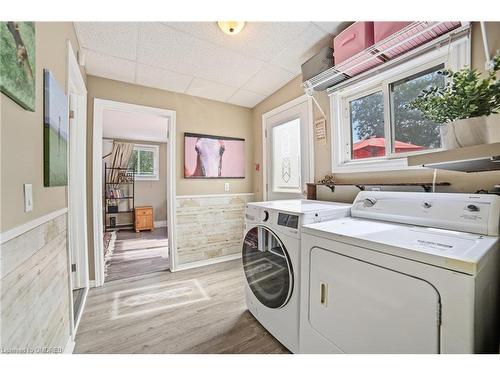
[390, 65, 445, 154]
[272, 118, 301, 193]
[128, 144, 159, 180]
[331, 37, 469, 173]
[350, 91, 385, 160]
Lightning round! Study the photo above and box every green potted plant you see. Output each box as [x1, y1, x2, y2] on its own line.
[408, 51, 500, 149]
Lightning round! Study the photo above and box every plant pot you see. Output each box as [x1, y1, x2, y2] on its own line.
[440, 116, 494, 149]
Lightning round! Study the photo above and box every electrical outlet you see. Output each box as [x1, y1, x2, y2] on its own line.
[24, 184, 33, 212]
[224, 183, 230, 192]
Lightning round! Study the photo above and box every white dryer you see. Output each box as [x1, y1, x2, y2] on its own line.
[243, 200, 351, 353]
[299, 191, 500, 354]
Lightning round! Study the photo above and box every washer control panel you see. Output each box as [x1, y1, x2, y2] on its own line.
[277, 213, 299, 229]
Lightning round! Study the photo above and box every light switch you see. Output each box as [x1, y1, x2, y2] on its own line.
[224, 183, 230, 192]
[24, 184, 33, 212]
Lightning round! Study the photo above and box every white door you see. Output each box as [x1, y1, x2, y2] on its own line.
[264, 97, 313, 201]
[68, 93, 89, 289]
[309, 245, 440, 353]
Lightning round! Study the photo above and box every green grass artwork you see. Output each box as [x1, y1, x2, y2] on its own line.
[0, 22, 36, 111]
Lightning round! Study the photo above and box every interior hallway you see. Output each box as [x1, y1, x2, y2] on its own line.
[105, 227, 170, 282]
[74, 259, 289, 354]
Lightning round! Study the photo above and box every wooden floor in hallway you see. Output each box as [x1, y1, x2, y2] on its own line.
[105, 227, 170, 282]
[74, 259, 289, 354]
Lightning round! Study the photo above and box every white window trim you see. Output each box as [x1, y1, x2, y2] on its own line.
[130, 143, 160, 180]
[330, 35, 470, 174]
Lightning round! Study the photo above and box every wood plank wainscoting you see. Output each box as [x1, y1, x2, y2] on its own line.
[0, 212, 71, 353]
[175, 193, 254, 268]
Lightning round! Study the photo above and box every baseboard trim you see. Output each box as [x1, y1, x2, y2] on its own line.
[0, 207, 68, 245]
[154, 220, 167, 228]
[173, 253, 242, 272]
[89, 280, 96, 288]
[64, 337, 75, 354]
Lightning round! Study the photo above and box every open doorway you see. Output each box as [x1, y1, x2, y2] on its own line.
[92, 99, 176, 287]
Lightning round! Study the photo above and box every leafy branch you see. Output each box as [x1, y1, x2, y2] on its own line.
[408, 52, 500, 123]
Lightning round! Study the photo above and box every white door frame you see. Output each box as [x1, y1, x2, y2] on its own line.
[66, 41, 89, 341]
[92, 99, 177, 287]
[261, 94, 314, 201]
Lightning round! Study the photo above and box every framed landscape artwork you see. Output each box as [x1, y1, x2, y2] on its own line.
[44, 69, 68, 186]
[184, 133, 245, 179]
[0, 22, 36, 111]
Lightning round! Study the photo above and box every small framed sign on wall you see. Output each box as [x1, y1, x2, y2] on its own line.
[314, 119, 327, 145]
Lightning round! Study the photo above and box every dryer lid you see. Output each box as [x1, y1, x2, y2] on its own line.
[302, 217, 498, 274]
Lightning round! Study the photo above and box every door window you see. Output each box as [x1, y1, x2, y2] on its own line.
[272, 118, 301, 194]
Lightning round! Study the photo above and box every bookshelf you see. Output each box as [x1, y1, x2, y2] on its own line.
[104, 163, 135, 232]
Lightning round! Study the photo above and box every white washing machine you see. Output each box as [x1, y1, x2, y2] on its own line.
[242, 200, 351, 353]
[299, 191, 500, 354]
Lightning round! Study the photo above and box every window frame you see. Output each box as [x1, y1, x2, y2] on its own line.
[330, 36, 470, 173]
[129, 143, 160, 180]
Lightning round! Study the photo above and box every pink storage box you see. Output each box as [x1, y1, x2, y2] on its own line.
[333, 22, 375, 64]
[333, 21, 382, 76]
[374, 22, 413, 43]
[376, 21, 461, 59]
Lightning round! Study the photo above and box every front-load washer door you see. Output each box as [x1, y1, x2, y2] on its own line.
[308, 245, 441, 353]
[242, 226, 293, 309]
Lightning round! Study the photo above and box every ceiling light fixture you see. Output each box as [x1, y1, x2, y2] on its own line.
[217, 21, 245, 35]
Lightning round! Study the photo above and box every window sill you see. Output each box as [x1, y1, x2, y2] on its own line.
[135, 175, 159, 181]
[332, 157, 424, 174]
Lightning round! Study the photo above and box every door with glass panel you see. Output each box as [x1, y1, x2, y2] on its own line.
[265, 98, 312, 200]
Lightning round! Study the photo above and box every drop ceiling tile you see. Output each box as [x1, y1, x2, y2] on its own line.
[271, 24, 331, 73]
[163, 22, 310, 62]
[185, 78, 238, 103]
[75, 22, 139, 60]
[227, 90, 266, 108]
[136, 23, 263, 87]
[313, 22, 352, 35]
[135, 64, 193, 93]
[242, 64, 297, 96]
[84, 49, 136, 83]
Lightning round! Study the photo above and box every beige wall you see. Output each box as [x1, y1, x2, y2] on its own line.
[86, 75, 254, 278]
[252, 22, 500, 203]
[1, 22, 83, 232]
[103, 139, 168, 222]
[0, 22, 82, 352]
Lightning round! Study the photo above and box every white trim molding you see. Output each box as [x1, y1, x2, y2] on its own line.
[173, 253, 242, 273]
[92, 99, 177, 283]
[0, 208, 68, 245]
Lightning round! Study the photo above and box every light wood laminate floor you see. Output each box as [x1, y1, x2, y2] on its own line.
[105, 228, 169, 282]
[74, 259, 289, 354]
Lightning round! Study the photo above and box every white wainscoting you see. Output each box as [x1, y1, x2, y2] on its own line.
[175, 193, 254, 268]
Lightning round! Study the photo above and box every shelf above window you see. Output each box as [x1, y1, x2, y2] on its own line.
[303, 21, 470, 93]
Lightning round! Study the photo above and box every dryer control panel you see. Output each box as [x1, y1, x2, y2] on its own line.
[352, 191, 500, 236]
